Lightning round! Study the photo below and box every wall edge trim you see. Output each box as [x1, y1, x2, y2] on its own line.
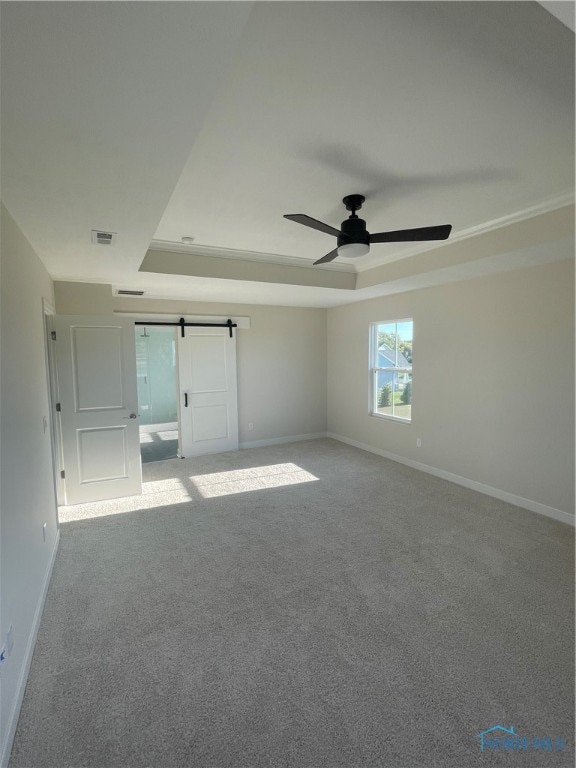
[326, 432, 575, 526]
[1, 530, 61, 768]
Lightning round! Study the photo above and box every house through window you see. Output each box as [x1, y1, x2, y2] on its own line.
[370, 319, 413, 422]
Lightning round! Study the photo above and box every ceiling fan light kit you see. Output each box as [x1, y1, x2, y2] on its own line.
[284, 194, 452, 266]
[338, 242, 370, 258]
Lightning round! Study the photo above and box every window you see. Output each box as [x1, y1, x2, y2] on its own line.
[370, 319, 413, 422]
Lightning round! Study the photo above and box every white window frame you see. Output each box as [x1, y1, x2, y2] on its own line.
[369, 318, 413, 424]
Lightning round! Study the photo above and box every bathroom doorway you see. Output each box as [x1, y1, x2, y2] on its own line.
[135, 326, 179, 463]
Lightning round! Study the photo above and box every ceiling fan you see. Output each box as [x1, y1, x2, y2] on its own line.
[284, 194, 452, 265]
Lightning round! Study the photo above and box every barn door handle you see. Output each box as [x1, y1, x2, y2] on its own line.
[184, 393, 188, 408]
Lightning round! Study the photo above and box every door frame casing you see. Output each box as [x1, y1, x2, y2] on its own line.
[43, 299, 65, 511]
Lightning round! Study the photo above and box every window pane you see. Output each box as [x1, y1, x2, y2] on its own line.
[376, 322, 398, 365]
[376, 370, 412, 421]
[376, 321, 413, 368]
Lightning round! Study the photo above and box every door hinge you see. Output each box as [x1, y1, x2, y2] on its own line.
[55, 402, 61, 412]
[51, 331, 56, 340]
[60, 470, 65, 479]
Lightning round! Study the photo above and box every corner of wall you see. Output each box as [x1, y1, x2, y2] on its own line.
[1, 206, 60, 765]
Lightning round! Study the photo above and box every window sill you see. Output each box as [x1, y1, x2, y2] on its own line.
[369, 412, 412, 425]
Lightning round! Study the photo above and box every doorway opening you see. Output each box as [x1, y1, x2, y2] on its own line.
[135, 326, 179, 463]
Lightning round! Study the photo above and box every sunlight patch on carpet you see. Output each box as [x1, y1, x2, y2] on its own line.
[60, 477, 192, 522]
[59, 464, 318, 521]
[189, 463, 318, 498]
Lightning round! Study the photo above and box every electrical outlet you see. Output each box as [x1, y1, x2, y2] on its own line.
[43, 522, 47, 542]
[248, 422, 254, 431]
[416, 438, 422, 448]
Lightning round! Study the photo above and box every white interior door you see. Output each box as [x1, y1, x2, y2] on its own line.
[178, 326, 238, 457]
[54, 315, 142, 504]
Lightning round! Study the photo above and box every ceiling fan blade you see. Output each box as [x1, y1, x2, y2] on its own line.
[313, 248, 339, 266]
[370, 224, 452, 243]
[284, 214, 340, 237]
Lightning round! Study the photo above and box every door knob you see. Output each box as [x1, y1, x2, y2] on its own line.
[124, 413, 138, 419]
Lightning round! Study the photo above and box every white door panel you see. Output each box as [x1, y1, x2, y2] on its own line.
[54, 316, 142, 504]
[178, 327, 238, 457]
[192, 402, 229, 442]
[188, 336, 227, 392]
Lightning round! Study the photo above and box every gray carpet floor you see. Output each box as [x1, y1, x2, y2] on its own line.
[140, 425, 179, 464]
[9, 439, 574, 767]
[140, 438, 179, 464]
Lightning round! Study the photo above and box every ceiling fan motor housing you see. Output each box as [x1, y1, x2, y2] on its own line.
[338, 216, 369, 249]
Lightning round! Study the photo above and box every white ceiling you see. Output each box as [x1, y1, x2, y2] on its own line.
[1, 2, 574, 308]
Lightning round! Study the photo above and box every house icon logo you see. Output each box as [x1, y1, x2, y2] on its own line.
[478, 725, 515, 752]
[477, 724, 567, 753]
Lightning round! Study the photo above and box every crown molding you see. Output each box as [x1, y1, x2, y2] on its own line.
[150, 192, 574, 276]
[149, 239, 355, 273]
[356, 190, 575, 272]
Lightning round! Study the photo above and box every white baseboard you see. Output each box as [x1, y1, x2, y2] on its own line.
[327, 432, 575, 527]
[1, 530, 61, 768]
[240, 432, 327, 450]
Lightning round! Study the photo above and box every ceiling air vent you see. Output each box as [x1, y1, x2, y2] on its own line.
[117, 289, 144, 296]
[91, 230, 115, 245]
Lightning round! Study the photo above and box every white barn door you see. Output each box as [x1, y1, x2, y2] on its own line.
[178, 326, 238, 457]
[53, 316, 142, 504]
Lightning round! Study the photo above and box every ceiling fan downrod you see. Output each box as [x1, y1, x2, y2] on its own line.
[342, 194, 365, 216]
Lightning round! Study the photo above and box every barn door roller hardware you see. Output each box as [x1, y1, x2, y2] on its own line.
[134, 318, 237, 338]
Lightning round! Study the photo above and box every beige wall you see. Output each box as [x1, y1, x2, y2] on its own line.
[0, 205, 58, 763]
[55, 291, 328, 444]
[327, 258, 575, 517]
[54, 281, 113, 314]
